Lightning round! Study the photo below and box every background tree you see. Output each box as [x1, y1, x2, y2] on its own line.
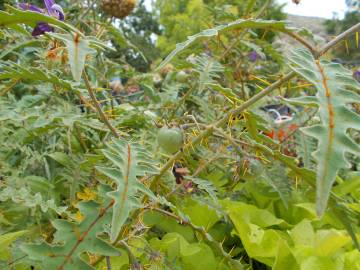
[106, 0, 162, 72]
[325, 9, 360, 62]
[156, 0, 286, 56]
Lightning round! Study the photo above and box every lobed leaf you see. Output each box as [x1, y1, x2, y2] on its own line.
[97, 139, 158, 242]
[21, 200, 119, 270]
[288, 48, 360, 216]
[157, 19, 291, 69]
[49, 33, 95, 82]
[0, 61, 73, 89]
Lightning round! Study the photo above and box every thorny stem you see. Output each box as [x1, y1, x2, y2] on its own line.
[282, 30, 317, 55]
[77, 92, 96, 112]
[82, 70, 120, 138]
[106, 256, 112, 270]
[151, 72, 296, 188]
[151, 22, 360, 187]
[317, 22, 360, 58]
[90, 22, 360, 268]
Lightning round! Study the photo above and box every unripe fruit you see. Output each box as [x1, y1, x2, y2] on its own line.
[213, 94, 226, 106]
[176, 71, 188, 83]
[157, 127, 183, 154]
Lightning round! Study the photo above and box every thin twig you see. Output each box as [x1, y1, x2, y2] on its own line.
[219, 0, 271, 60]
[0, 78, 19, 96]
[7, 255, 28, 267]
[151, 21, 360, 187]
[282, 30, 317, 55]
[119, 240, 141, 270]
[317, 22, 360, 58]
[82, 70, 120, 138]
[106, 256, 112, 270]
[151, 72, 296, 188]
[90, 22, 360, 269]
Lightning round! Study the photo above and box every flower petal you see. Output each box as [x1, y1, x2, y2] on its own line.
[43, 0, 55, 15]
[19, 3, 44, 13]
[51, 4, 65, 21]
[31, 22, 54, 37]
[248, 51, 259, 62]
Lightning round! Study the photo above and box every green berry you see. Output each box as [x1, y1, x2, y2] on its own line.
[176, 71, 188, 83]
[157, 127, 183, 154]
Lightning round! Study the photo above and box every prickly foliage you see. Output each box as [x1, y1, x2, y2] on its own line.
[96, 139, 158, 242]
[288, 48, 360, 215]
[1, 2, 360, 270]
[21, 200, 120, 270]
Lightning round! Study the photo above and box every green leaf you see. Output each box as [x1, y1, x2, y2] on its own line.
[96, 139, 158, 242]
[49, 33, 95, 82]
[185, 176, 218, 201]
[176, 197, 220, 228]
[0, 6, 81, 35]
[143, 211, 196, 243]
[206, 83, 240, 103]
[158, 19, 289, 69]
[0, 186, 67, 215]
[333, 175, 360, 196]
[150, 233, 218, 270]
[0, 61, 72, 89]
[21, 201, 119, 270]
[0, 39, 42, 59]
[48, 152, 73, 168]
[272, 240, 300, 270]
[0, 230, 27, 261]
[222, 200, 288, 266]
[288, 49, 360, 216]
[289, 219, 315, 247]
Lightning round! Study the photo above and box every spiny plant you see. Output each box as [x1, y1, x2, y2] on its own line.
[96, 139, 158, 242]
[288, 48, 360, 215]
[0, 0, 360, 269]
[21, 199, 119, 269]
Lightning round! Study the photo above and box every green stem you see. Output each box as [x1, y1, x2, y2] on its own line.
[82, 70, 120, 138]
[151, 72, 296, 188]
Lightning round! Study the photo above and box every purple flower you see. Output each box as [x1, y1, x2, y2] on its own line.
[19, 0, 65, 37]
[248, 51, 260, 62]
[31, 22, 54, 36]
[354, 70, 360, 82]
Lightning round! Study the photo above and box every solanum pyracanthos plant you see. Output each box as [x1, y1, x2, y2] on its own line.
[0, 0, 360, 269]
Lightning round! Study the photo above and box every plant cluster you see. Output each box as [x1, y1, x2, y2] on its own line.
[0, 0, 360, 270]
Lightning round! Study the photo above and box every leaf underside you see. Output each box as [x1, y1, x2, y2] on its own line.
[21, 201, 119, 270]
[96, 139, 158, 242]
[288, 49, 360, 216]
